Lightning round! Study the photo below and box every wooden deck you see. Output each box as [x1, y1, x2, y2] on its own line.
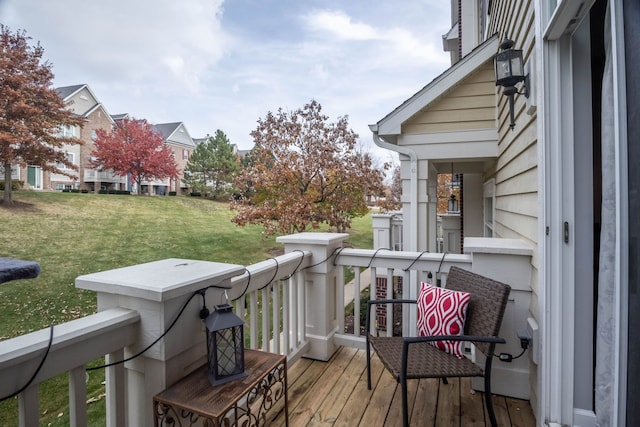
[270, 346, 535, 427]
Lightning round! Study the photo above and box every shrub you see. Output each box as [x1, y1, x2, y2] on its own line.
[0, 180, 24, 191]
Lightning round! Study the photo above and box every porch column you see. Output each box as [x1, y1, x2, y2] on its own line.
[76, 259, 245, 427]
[276, 232, 349, 361]
[464, 237, 534, 400]
[372, 213, 393, 250]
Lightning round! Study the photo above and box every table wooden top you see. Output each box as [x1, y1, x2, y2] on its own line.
[154, 349, 286, 418]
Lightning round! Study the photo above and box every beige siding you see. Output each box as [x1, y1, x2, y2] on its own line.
[489, 0, 539, 414]
[402, 63, 497, 134]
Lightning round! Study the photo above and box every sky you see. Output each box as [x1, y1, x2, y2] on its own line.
[1, 0, 452, 163]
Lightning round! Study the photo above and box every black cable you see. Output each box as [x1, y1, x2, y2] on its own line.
[257, 257, 279, 291]
[281, 250, 306, 280]
[331, 246, 347, 266]
[403, 250, 429, 272]
[437, 252, 447, 274]
[365, 247, 391, 268]
[87, 290, 202, 371]
[232, 269, 252, 302]
[0, 324, 54, 402]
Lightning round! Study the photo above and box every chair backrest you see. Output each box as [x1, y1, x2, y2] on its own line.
[444, 266, 511, 356]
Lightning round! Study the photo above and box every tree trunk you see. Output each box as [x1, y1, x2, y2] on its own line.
[3, 162, 13, 204]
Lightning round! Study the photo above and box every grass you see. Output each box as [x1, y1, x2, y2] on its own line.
[0, 190, 373, 426]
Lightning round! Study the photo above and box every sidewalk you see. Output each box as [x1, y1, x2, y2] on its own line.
[343, 267, 371, 306]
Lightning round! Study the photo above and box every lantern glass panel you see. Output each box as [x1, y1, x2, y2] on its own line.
[495, 51, 512, 81]
[510, 53, 524, 77]
[215, 327, 243, 376]
[205, 303, 247, 385]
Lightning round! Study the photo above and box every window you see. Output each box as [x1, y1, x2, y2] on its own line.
[91, 130, 97, 140]
[483, 179, 495, 237]
[183, 149, 189, 160]
[59, 125, 76, 138]
[57, 152, 75, 170]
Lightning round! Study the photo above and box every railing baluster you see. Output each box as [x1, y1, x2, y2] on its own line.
[290, 273, 299, 351]
[283, 278, 290, 355]
[386, 268, 394, 337]
[69, 366, 87, 427]
[105, 350, 126, 427]
[354, 266, 361, 337]
[298, 270, 306, 346]
[272, 281, 280, 353]
[18, 386, 38, 427]
[249, 292, 258, 349]
[261, 287, 270, 352]
[336, 266, 345, 334]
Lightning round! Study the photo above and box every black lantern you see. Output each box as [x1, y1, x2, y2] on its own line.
[448, 193, 458, 213]
[205, 303, 247, 385]
[494, 38, 529, 130]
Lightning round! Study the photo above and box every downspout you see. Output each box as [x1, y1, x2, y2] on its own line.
[371, 127, 421, 336]
[370, 126, 419, 253]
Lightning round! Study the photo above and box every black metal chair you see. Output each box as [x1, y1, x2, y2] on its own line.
[365, 266, 511, 427]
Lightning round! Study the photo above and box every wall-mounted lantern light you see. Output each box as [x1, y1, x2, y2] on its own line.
[448, 193, 459, 213]
[494, 38, 529, 130]
[205, 303, 247, 385]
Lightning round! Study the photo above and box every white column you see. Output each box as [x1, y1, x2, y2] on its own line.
[276, 232, 349, 361]
[464, 238, 534, 400]
[76, 259, 245, 427]
[372, 213, 393, 250]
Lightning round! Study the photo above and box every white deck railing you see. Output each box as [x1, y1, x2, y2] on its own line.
[0, 308, 139, 427]
[0, 233, 532, 426]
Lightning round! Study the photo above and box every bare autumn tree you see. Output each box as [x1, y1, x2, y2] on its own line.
[92, 118, 179, 195]
[231, 100, 388, 235]
[0, 25, 83, 203]
[378, 165, 402, 212]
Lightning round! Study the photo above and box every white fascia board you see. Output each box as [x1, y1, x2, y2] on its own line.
[377, 35, 500, 137]
[84, 103, 116, 125]
[61, 84, 87, 103]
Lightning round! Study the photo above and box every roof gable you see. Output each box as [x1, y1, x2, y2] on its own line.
[152, 122, 195, 148]
[374, 34, 500, 136]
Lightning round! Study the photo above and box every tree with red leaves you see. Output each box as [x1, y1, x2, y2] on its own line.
[92, 118, 179, 195]
[0, 25, 83, 203]
[231, 100, 388, 235]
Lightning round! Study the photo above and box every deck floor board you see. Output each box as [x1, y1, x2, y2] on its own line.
[269, 347, 536, 427]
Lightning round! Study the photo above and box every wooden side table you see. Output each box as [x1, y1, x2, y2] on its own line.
[153, 349, 288, 426]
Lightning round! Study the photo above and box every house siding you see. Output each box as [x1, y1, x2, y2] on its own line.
[49, 89, 117, 192]
[488, 0, 539, 414]
[402, 63, 497, 134]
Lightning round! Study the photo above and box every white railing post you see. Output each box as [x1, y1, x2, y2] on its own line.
[276, 232, 349, 361]
[464, 237, 534, 400]
[76, 259, 245, 427]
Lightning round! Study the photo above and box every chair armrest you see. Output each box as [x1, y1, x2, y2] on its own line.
[401, 335, 506, 363]
[403, 335, 506, 345]
[365, 299, 417, 335]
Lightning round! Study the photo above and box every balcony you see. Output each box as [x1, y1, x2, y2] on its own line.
[0, 233, 534, 426]
[83, 169, 126, 183]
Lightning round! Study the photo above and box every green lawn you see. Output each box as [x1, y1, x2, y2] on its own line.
[0, 190, 373, 426]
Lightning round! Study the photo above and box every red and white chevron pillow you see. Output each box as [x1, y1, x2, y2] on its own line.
[416, 282, 471, 359]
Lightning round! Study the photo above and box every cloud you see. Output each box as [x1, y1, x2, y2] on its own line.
[304, 9, 378, 41]
[0, 0, 453, 157]
[2, 0, 227, 93]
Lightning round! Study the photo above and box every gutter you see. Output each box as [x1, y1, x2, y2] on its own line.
[370, 126, 419, 253]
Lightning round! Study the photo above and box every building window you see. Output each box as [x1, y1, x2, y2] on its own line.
[91, 130, 97, 140]
[58, 152, 75, 170]
[183, 149, 189, 160]
[483, 179, 495, 237]
[59, 125, 76, 138]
